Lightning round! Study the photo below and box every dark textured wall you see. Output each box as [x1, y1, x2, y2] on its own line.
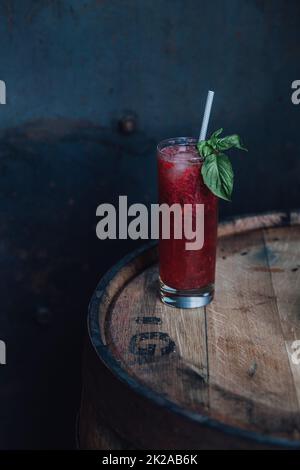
[0, 0, 299, 449]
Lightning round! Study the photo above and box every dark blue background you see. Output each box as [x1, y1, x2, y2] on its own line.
[0, 0, 299, 449]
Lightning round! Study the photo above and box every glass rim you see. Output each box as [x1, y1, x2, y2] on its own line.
[157, 137, 202, 161]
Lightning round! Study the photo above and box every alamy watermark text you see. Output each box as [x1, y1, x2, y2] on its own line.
[96, 196, 204, 250]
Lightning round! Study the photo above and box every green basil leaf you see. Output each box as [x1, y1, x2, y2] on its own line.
[196, 141, 214, 158]
[210, 128, 223, 140]
[216, 134, 247, 152]
[201, 153, 234, 201]
[210, 128, 223, 150]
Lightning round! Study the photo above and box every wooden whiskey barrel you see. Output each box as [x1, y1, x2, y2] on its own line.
[79, 210, 300, 449]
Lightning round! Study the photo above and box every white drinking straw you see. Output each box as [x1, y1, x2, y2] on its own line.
[199, 90, 215, 141]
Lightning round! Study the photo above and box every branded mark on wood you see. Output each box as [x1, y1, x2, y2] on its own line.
[135, 316, 162, 325]
[129, 316, 176, 364]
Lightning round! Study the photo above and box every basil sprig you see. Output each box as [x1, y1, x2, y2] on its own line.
[197, 129, 247, 201]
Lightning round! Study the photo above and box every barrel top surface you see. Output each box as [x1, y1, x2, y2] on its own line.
[88, 210, 300, 448]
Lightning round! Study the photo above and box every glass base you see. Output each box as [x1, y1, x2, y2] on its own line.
[159, 279, 214, 309]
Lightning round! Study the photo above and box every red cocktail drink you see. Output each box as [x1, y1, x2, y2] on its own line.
[157, 137, 218, 308]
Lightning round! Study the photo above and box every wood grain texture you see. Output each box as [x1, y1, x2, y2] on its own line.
[264, 226, 300, 411]
[80, 212, 300, 449]
[207, 229, 300, 437]
[108, 264, 209, 411]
